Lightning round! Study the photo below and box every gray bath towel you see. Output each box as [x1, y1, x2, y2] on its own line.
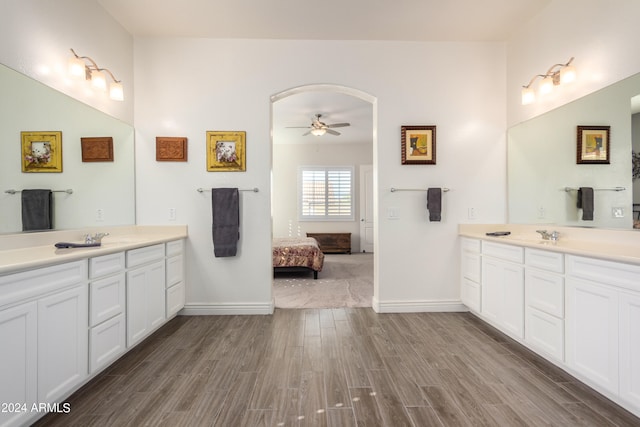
[577, 187, 594, 221]
[211, 188, 240, 257]
[427, 188, 442, 222]
[22, 189, 53, 231]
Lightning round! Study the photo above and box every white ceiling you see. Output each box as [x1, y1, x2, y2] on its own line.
[97, 0, 550, 145]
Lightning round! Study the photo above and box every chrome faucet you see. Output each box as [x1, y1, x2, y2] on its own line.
[85, 232, 109, 244]
[536, 230, 559, 241]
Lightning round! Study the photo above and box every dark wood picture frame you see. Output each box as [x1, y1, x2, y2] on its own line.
[81, 137, 114, 162]
[401, 125, 436, 165]
[156, 137, 188, 162]
[577, 125, 610, 164]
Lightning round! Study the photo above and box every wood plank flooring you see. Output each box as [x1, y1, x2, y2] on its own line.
[34, 309, 640, 426]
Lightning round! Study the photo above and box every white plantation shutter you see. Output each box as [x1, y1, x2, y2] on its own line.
[299, 166, 354, 221]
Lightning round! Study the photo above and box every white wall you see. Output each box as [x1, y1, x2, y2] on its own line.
[0, 0, 134, 124]
[133, 38, 507, 313]
[507, 0, 640, 127]
[272, 142, 373, 252]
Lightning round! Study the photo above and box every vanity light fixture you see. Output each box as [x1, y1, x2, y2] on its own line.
[310, 128, 327, 136]
[521, 57, 576, 105]
[68, 48, 124, 101]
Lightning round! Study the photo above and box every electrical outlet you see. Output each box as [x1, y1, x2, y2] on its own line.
[96, 208, 104, 221]
[538, 206, 546, 219]
[612, 207, 624, 218]
[468, 207, 477, 220]
[168, 207, 176, 221]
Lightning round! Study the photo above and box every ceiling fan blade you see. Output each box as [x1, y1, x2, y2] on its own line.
[302, 130, 312, 136]
[286, 126, 312, 129]
[327, 122, 350, 128]
[325, 129, 341, 136]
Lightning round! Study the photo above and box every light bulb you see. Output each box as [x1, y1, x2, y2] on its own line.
[521, 87, 535, 105]
[539, 75, 554, 95]
[91, 70, 107, 91]
[109, 82, 124, 101]
[560, 65, 577, 84]
[68, 56, 86, 79]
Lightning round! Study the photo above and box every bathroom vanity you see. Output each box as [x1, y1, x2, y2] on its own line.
[459, 224, 640, 418]
[0, 226, 186, 427]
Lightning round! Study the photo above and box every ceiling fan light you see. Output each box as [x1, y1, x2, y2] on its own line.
[311, 128, 326, 136]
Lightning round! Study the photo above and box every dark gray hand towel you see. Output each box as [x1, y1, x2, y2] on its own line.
[22, 189, 53, 231]
[211, 188, 240, 257]
[427, 188, 442, 222]
[577, 187, 594, 221]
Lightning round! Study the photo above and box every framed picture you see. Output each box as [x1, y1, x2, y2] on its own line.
[81, 137, 113, 162]
[21, 131, 62, 172]
[156, 137, 188, 161]
[206, 131, 246, 172]
[577, 125, 610, 164]
[401, 125, 436, 165]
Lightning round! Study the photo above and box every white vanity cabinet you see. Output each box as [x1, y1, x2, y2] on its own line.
[88, 252, 126, 374]
[481, 241, 525, 339]
[0, 260, 87, 427]
[566, 255, 640, 407]
[126, 244, 166, 347]
[165, 240, 185, 318]
[524, 248, 565, 362]
[460, 238, 481, 312]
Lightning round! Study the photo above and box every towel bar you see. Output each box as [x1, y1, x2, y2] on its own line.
[4, 189, 73, 195]
[390, 187, 450, 192]
[197, 187, 259, 193]
[564, 187, 625, 192]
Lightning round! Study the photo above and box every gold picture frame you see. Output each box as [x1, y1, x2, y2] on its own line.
[577, 125, 610, 164]
[401, 125, 436, 165]
[21, 131, 62, 172]
[206, 131, 246, 172]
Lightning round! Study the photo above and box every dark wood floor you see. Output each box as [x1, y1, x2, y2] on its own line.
[35, 309, 640, 426]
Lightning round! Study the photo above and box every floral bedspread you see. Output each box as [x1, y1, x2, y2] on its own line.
[272, 237, 324, 272]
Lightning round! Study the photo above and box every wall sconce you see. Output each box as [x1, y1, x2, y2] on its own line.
[68, 48, 124, 101]
[521, 57, 576, 105]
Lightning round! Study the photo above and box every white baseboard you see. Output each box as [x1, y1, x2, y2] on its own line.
[180, 302, 274, 315]
[372, 297, 468, 313]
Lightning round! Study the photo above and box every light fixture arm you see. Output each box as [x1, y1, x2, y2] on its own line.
[70, 48, 121, 83]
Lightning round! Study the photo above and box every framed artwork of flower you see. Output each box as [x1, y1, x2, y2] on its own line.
[21, 131, 62, 172]
[206, 131, 246, 172]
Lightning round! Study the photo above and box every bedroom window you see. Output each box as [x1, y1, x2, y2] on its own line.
[299, 166, 354, 221]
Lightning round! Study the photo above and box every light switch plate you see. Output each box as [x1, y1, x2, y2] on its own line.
[612, 207, 624, 218]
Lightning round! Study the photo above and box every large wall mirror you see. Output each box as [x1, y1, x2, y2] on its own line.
[508, 72, 640, 229]
[0, 64, 135, 233]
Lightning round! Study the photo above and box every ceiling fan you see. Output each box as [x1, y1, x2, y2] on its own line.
[287, 114, 350, 136]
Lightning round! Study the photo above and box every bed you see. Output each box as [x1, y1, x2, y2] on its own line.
[272, 237, 325, 279]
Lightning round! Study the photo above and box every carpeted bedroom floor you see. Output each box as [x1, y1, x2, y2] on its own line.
[273, 253, 373, 308]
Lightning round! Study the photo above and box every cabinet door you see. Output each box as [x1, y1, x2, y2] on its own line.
[482, 257, 524, 339]
[566, 278, 619, 394]
[620, 290, 640, 409]
[481, 258, 503, 324]
[126, 260, 166, 348]
[0, 302, 37, 427]
[90, 313, 126, 374]
[37, 285, 88, 403]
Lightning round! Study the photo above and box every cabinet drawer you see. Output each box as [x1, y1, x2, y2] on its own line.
[526, 269, 564, 318]
[461, 277, 481, 312]
[461, 237, 481, 253]
[166, 282, 185, 318]
[526, 248, 563, 273]
[166, 254, 184, 288]
[525, 306, 564, 362]
[89, 313, 126, 374]
[166, 239, 184, 257]
[89, 252, 125, 279]
[567, 255, 640, 292]
[126, 244, 165, 268]
[89, 273, 125, 327]
[482, 241, 524, 263]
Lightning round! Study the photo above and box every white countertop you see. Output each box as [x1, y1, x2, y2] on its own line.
[0, 225, 187, 275]
[459, 224, 640, 266]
